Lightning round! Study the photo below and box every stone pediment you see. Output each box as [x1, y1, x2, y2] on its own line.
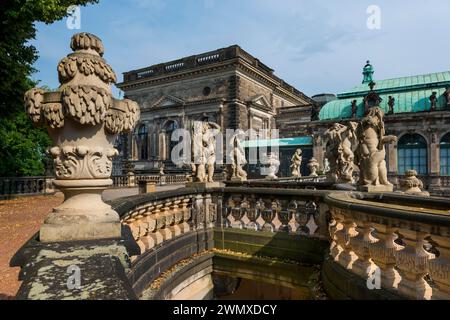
[249, 95, 272, 110]
[152, 94, 184, 108]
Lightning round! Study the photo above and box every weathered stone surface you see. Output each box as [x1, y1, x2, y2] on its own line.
[11, 227, 139, 300]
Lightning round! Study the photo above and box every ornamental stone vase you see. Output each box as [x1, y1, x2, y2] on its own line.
[24, 33, 140, 242]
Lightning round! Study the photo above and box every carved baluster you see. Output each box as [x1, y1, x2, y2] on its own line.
[287, 200, 299, 233]
[169, 200, 182, 237]
[350, 219, 377, 278]
[369, 225, 401, 289]
[428, 234, 450, 299]
[193, 194, 205, 230]
[140, 205, 157, 251]
[229, 196, 243, 229]
[328, 209, 343, 261]
[270, 199, 282, 231]
[150, 204, 165, 245]
[160, 201, 173, 241]
[395, 230, 435, 300]
[334, 210, 357, 269]
[180, 198, 191, 233]
[304, 201, 319, 235]
[255, 198, 266, 230]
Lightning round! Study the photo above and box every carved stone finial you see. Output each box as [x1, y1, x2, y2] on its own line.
[399, 170, 429, 196]
[24, 33, 140, 242]
[307, 157, 319, 177]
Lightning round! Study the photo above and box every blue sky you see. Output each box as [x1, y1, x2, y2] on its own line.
[32, 0, 450, 98]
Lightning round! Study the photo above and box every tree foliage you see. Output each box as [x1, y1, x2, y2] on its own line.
[0, 0, 98, 177]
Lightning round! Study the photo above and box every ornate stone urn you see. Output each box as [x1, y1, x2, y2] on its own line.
[399, 170, 430, 196]
[24, 33, 140, 242]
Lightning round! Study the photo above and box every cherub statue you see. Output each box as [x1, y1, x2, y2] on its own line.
[324, 122, 358, 183]
[354, 107, 397, 190]
[290, 148, 303, 177]
[229, 131, 247, 181]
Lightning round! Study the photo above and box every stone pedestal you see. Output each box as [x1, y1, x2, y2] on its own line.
[139, 181, 156, 194]
[358, 184, 394, 193]
[186, 181, 221, 188]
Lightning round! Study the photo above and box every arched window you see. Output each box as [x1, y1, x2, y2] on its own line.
[163, 120, 178, 159]
[440, 133, 450, 175]
[138, 125, 148, 160]
[397, 134, 427, 174]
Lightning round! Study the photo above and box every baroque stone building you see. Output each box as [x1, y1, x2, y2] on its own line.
[116, 45, 313, 173]
[277, 61, 450, 195]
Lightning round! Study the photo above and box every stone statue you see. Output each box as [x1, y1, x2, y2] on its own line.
[323, 158, 330, 173]
[229, 131, 247, 181]
[354, 107, 397, 191]
[430, 92, 437, 111]
[399, 170, 429, 196]
[24, 33, 140, 242]
[388, 96, 395, 115]
[324, 122, 358, 183]
[203, 121, 220, 182]
[445, 86, 450, 110]
[264, 152, 280, 180]
[351, 100, 357, 118]
[307, 158, 320, 177]
[290, 148, 303, 177]
[191, 120, 220, 183]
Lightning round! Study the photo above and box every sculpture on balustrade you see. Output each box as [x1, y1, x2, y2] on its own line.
[191, 120, 221, 184]
[387, 96, 395, 115]
[445, 86, 450, 110]
[399, 170, 429, 196]
[429, 91, 437, 111]
[323, 158, 330, 174]
[229, 131, 247, 181]
[290, 148, 303, 177]
[264, 152, 280, 180]
[324, 122, 358, 184]
[354, 107, 397, 192]
[24, 33, 140, 242]
[307, 157, 320, 177]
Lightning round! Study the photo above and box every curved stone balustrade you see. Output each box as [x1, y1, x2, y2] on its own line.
[324, 192, 450, 300]
[220, 187, 329, 238]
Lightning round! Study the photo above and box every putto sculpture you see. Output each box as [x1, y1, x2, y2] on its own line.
[324, 122, 357, 183]
[354, 107, 396, 192]
[290, 148, 303, 177]
[264, 152, 280, 180]
[24, 33, 140, 242]
[190, 120, 221, 184]
[229, 131, 247, 181]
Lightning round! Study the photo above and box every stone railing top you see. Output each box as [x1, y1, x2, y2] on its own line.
[325, 192, 450, 228]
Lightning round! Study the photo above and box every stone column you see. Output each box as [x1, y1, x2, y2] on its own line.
[24, 33, 140, 242]
[429, 132, 441, 189]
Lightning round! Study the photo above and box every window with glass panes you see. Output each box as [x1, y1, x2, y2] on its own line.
[440, 133, 450, 175]
[397, 134, 427, 174]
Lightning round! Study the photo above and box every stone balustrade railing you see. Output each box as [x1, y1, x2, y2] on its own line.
[220, 187, 329, 239]
[0, 176, 55, 197]
[112, 174, 187, 188]
[325, 192, 450, 300]
[110, 188, 217, 260]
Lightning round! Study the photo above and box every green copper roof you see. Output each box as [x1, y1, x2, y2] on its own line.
[242, 136, 313, 148]
[319, 71, 450, 120]
[339, 71, 450, 97]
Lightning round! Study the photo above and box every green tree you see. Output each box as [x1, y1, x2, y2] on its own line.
[0, 0, 98, 177]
